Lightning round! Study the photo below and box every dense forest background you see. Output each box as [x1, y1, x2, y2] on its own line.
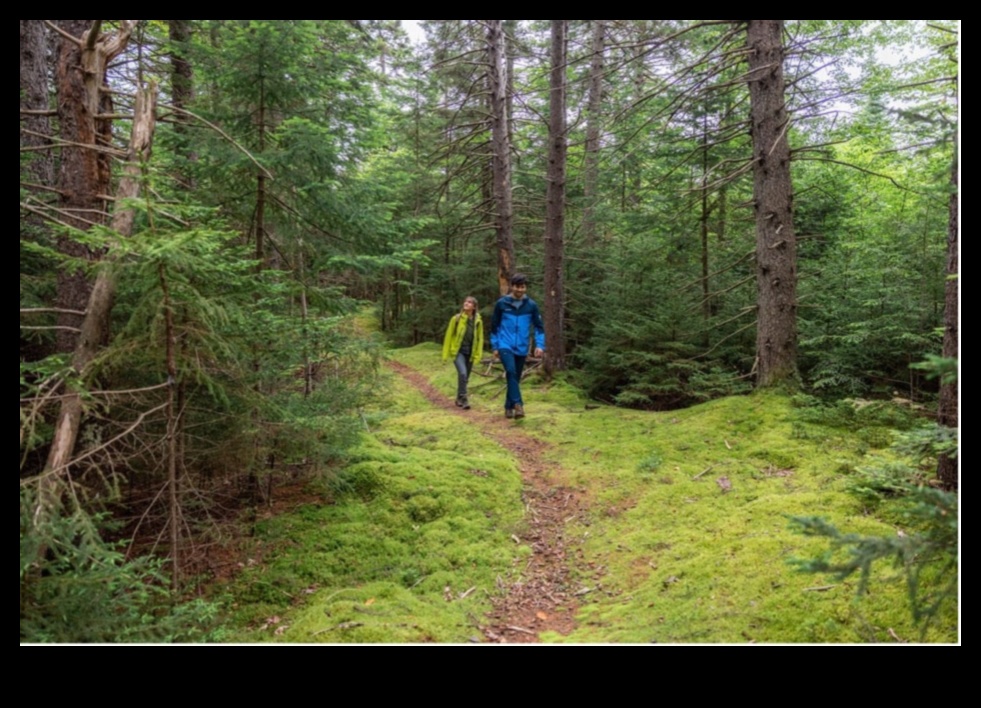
[20, 20, 958, 642]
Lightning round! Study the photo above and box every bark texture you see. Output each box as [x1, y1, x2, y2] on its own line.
[487, 20, 515, 295]
[53, 20, 135, 351]
[747, 20, 798, 387]
[20, 20, 54, 188]
[543, 19, 567, 375]
[582, 19, 605, 247]
[40, 83, 157, 522]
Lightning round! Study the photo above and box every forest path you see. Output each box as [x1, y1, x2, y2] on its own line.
[386, 359, 589, 643]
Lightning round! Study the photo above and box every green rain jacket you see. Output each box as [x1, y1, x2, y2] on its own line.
[442, 313, 485, 366]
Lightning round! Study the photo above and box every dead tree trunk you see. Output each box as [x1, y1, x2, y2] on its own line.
[38, 82, 157, 524]
[52, 21, 135, 352]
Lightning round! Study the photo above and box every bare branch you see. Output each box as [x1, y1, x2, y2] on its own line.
[693, 320, 757, 359]
[84, 20, 103, 51]
[160, 104, 273, 180]
[43, 20, 83, 46]
[21, 307, 87, 316]
[21, 325, 82, 333]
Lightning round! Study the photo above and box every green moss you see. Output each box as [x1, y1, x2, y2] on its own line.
[220, 345, 956, 643]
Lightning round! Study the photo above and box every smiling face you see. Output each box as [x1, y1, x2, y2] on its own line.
[462, 297, 477, 315]
[510, 282, 527, 299]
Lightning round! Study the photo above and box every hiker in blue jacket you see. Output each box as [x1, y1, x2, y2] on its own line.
[490, 273, 545, 419]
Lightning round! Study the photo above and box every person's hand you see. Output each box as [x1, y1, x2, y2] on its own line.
[534, 348, 544, 358]
[493, 350, 499, 360]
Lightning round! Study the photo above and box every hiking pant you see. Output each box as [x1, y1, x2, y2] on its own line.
[498, 350, 526, 410]
[454, 351, 473, 399]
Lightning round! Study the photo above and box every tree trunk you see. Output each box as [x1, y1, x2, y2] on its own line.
[39, 82, 157, 522]
[700, 110, 711, 344]
[255, 77, 267, 270]
[168, 20, 195, 187]
[937, 137, 958, 492]
[487, 19, 515, 295]
[747, 20, 798, 387]
[20, 21, 54, 190]
[53, 20, 135, 352]
[583, 19, 605, 247]
[158, 261, 180, 589]
[543, 20, 567, 376]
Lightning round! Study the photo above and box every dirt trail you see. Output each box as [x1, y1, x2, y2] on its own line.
[387, 360, 589, 643]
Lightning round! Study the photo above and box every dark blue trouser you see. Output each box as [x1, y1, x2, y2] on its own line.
[454, 352, 473, 399]
[498, 349, 526, 410]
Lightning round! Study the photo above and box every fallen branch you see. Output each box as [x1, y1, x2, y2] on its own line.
[312, 621, 364, 636]
[887, 628, 907, 643]
[692, 465, 713, 480]
[506, 625, 536, 636]
[803, 584, 836, 592]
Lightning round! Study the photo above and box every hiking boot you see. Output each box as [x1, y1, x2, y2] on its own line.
[460, 396, 471, 410]
[505, 408, 514, 419]
[455, 396, 463, 407]
[513, 404, 525, 419]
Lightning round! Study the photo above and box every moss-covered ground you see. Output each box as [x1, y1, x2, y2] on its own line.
[221, 342, 958, 643]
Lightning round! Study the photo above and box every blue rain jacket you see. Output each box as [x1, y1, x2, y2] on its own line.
[490, 295, 545, 356]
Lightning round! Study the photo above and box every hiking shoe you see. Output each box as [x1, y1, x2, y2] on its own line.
[513, 404, 525, 419]
[461, 396, 471, 410]
[505, 408, 514, 419]
[455, 397, 463, 407]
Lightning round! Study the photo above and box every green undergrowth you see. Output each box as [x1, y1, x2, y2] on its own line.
[392, 343, 957, 643]
[220, 343, 955, 642]
[222, 353, 525, 642]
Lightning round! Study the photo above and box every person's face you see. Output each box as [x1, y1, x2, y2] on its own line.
[463, 298, 476, 314]
[511, 282, 527, 298]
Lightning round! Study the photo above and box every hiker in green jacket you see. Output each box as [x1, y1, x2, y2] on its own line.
[442, 296, 485, 410]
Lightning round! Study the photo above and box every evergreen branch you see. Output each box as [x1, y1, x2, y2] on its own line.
[794, 156, 921, 195]
[692, 320, 757, 359]
[159, 104, 273, 180]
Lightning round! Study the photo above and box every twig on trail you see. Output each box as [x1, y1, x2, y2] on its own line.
[507, 625, 536, 636]
[321, 589, 354, 604]
[803, 584, 837, 592]
[459, 586, 477, 599]
[887, 628, 907, 643]
[511, 534, 521, 544]
[692, 465, 714, 480]
[312, 621, 364, 636]
[575, 587, 594, 596]
[724, 439, 733, 450]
